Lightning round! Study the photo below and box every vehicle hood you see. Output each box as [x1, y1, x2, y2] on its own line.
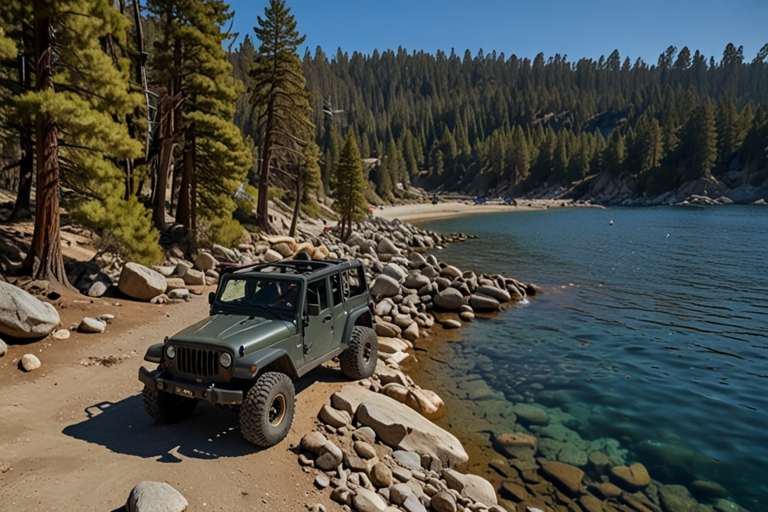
[169, 314, 295, 352]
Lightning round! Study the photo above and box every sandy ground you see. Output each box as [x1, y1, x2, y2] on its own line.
[373, 198, 578, 224]
[0, 290, 348, 511]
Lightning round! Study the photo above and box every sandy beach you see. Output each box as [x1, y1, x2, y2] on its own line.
[373, 199, 580, 224]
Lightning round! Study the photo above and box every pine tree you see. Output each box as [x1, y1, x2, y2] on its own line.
[602, 130, 626, 176]
[715, 94, 739, 168]
[15, 0, 161, 287]
[332, 131, 367, 239]
[251, 0, 314, 232]
[680, 99, 718, 180]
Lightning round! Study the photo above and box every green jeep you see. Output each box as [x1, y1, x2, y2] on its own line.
[138, 259, 378, 446]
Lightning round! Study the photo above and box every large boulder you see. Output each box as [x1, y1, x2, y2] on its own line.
[382, 263, 407, 283]
[194, 252, 217, 271]
[341, 386, 468, 471]
[118, 263, 168, 301]
[475, 285, 511, 303]
[376, 237, 399, 255]
[0, 281, 60, 339]
[469, 293, 501, 311]
[370, 275, 401, 297]
[126, 481, 188, 512]
[433, 288, 467, 310]
[539, 461, 584, 496]
[404, 273, 430, 290]
[441, 469, 498, 506]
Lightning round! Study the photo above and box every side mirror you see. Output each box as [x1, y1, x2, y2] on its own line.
[307, 304, 320, 316]
[208, 292, 215, 305]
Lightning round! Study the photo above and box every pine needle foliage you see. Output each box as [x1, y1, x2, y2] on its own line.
[332, 131, 367, 239]
[250, 0, 314, 232]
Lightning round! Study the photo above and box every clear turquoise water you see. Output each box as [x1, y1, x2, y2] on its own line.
[422, 206, 768, 509]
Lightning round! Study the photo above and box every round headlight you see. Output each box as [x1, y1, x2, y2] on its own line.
[219, 353, 232, 368]
[165, 344, 176, 359]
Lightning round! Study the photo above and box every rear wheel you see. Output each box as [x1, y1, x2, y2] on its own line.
[339, 326, 378, 380]
[143, 386, 198, 423]
[240, 372, 295, 447]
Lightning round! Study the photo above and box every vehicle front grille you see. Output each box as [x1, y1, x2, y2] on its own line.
[176, 346, 220, 377]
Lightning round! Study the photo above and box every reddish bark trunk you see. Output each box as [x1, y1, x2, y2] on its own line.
[21, 10, 73, 290]
[257, 99, 275, 233]
[289, 167, 301, 238]
[153, 93, 173, 229]
[175, 124, 193, 228]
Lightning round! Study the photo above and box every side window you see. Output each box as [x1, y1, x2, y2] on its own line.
[330, 274, 342, 306]
[344, 268, 366, 296]
[307, 279, 329, 313]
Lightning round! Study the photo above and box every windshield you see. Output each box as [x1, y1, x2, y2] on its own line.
[213, 276, 301, 321]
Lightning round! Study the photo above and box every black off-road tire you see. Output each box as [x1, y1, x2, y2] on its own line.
[142, 385, 198, 423]
[240, 372, 295, 447]
[339, 326, 378, 380]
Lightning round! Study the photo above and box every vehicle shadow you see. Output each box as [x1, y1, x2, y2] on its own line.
[62, 363, 348, 461]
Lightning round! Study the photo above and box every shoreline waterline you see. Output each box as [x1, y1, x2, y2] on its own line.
[411, 206, 768, 510]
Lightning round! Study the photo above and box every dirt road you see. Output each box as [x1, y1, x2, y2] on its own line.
[0, 290, 345, 511]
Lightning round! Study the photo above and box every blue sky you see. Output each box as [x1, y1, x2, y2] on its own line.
[225, 0, 767, 64]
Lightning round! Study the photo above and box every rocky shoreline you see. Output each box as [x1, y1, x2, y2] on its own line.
[0, 213, 752, 512]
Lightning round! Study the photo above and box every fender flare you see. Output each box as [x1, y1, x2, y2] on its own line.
[144, 343, 164, 363]
[341, 305, 373, 349]
[232, 347, 299, 379]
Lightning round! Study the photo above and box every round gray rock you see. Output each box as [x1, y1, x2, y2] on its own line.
[0, 338, 6, 357]
[0, 281, 60, 339]
[469, 293, 501, 311]
[377, 238, 399, 255]
[118, 263, 168, 302]
[195, 252, 217, 271]
[87, 281, 109, 298]
[404, 273, 430, 289]
[433, 288, 467, 310]
[79, 317, 106, 334]
[126, 481, 188, 512]
[371, 275, 401, 297]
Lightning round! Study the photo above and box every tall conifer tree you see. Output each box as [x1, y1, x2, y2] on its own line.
[251, 0, 314, 232]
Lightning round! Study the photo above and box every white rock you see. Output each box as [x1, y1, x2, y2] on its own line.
[0, 281, 60, 339]
[441, 469, 498, 506]
[126, 481, 188, 512]
[370, 275, 401, 297]
[21, 353, 41, 372]
[118, 263, 167, 302]
[183, 268, 206, 286]
[87, 281, 108, 298]
[79, 317, 106, 334]
[377, 337, 410, 354]
[352, 487, 388, 512]
[382, 263, 407, 283]
[340, 386, 469, 470]
[168, 288, 189, 300]
[51, 329, 70, 340]
[195, 252, 217, 271]
[0, 338, 6, 357]
[263, 249, 282, 262]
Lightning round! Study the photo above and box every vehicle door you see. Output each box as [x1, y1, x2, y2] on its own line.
[303, 277, 334, 362]
[329, 272, 348, 347]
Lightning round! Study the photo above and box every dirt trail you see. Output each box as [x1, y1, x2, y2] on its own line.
[0, 291, 347, 511]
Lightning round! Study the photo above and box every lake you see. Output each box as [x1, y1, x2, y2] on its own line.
[418, 205, 768, 510]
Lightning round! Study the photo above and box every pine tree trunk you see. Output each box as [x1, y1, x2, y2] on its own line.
[176, 124, 193, 228]
[11, 50, 33, 221]
[21, 10, 73, 290]
[11, 129, 33, 221]
[257, 99, 275, 233]
[153, 93, 173, 229]
[289, 170, 301, 238]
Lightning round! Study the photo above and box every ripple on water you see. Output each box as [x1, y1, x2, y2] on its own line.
[417, 206, 768, 510]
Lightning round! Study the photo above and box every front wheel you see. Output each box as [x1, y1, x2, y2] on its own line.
[240, 372, 295, 447]
[143, 386, 198, 423]
[339, 326, 378, 380]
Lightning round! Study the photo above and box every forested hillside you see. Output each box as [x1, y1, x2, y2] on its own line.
[230, 41, 768, 200]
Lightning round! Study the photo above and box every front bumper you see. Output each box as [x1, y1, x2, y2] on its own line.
[139, 367, 243, 405]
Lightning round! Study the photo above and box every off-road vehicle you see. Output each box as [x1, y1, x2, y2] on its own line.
[138, 259, 378, 447]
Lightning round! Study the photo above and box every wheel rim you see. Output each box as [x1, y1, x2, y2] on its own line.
[362, 340, 373, 364]
[269, 393, 286, 427]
